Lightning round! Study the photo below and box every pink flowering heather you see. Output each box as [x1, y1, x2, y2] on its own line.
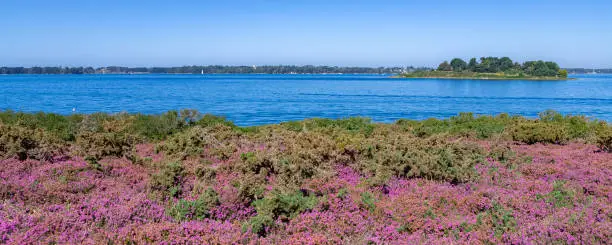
[1, 131, 611, 244]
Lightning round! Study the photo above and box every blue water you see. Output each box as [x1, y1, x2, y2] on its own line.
[1, 74, 611, 125]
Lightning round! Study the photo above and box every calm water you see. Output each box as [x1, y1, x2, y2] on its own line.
[1, 74, 611, 125]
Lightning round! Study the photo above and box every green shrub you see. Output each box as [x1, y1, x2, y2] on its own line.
[400, 113, 510, 139]
[479, 202, 517, 238]
[150, 162, 185, 198]
[357, 135, 483, 184]
[156, 125, 238, 159]
[487, 143, 516, 164]
[196, 114, 237, 128]
[596, 126, 612, 152]
[536, 180, 575, 208]
[509, 121, 569, 144]
[246, 191, 318, 235]
[131, 111, 185, 140]
[0, 110, 82, 141]
[360, 192, 377, 212]
[232, 131, 338, 189]
[0, 124, 63, 160]
[280, 117, 374, 136]
[74, 113, 140, 159]
[75, 131, 137, 159]
[167, 188, 219, 222]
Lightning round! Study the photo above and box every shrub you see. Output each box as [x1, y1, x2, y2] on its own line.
[476, 202, 517, 239]
[0, 110, 82, 141]
[535, 180, 575, 208]
[360, 192, 377, 212]
[246, 191, 318, 235]
[596, 126, 612, 152]
[357, 135, 483, 184]
[156, 125, 238, 159]
[196, 114, 237, 128]
[400, 113, 510, 139]
[75, 113, 140, 159]
[150, 162, 185, 198]
[509, 121, 569, 144]
[280, 117, 374, 136]
[75, 131, 138, 160]
[232, 131, 338, 190]
[131, 111, 185, 140]
[167, 188, 219, 222]
[0, 124, 63, 160]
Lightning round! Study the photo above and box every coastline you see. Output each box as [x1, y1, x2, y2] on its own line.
[391, 75, 575, 81]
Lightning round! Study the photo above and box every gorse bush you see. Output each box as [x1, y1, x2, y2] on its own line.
[356, 134, 484, 184]
[132, 111, 185, 140]
[156, 125, 239, 160]
[509, 121, 570, 144]
[281, 117, 374, 136]
[398, 113, 513, 139]
[0, 124, 63, 160]
[596, 126, 612, 152]
[246, 190, 318, 235]
[0, 110, 81, 141]
[167, 188, 219, 222]
[150, 162, 186, 198]
[232, 131, 338, 190]
[75, 114, 139, 159]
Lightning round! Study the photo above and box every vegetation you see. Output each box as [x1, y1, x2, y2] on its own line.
[0, 65, 416, 75]
[400, 57, 570, 80]
[0, 109, 610, 244]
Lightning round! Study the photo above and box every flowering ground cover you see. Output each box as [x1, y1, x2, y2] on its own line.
[1, 110, 610, 244]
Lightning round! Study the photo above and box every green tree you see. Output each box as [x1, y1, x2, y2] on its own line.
[450, 58, 467, 71]
[468, 58, 478, 71]
[437, 61, 452, 71]
[499, 57, 514, 71]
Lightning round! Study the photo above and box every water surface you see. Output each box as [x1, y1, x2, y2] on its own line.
[1, 74, 610, 125]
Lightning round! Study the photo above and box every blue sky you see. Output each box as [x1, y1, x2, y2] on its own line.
[1, 0, 611, 68]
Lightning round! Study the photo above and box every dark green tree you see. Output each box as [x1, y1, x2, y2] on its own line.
[450, 58, 467, 71]
[468, 58, 478, 71]
[437, 61, 452, 71]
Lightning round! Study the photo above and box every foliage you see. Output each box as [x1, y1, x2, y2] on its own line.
[150, 162, 186, 198]
[406, 57, 566, 78]
[1, 110, 611, 244]
[0, 65, 408, 75]
[167, 188, 219, 221]
[596, 125, 612, 152]
[509, 121, 570, 144]
[156, 125, 238, 160]
[437, 61, 452, 71]
[537, 180, 575, 208]
[357, 134, 484, 184]
[0, 124, 63, 160]
[0, 110, 81, 141]
[246, 191, 318, 235]
[450, 58, 468, 71]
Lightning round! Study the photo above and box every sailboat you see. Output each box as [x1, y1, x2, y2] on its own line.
[201, 69, 204, 75]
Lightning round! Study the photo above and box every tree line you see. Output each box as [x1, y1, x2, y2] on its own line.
[436, 57, 568, 77]
[0, 65, 419, 75]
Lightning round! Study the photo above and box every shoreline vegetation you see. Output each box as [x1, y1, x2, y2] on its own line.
[398, 57, 572, 80]
[0, 65, 416, 75]
[1, 109, 611, 243]
[0, 64, 609, 75]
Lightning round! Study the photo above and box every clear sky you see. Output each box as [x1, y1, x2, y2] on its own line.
[1, 0, 611, 68]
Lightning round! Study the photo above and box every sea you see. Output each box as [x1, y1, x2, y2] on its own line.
[1, 73, 610, 125]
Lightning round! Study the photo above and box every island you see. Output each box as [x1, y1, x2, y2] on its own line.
[398, 57, 570, 80]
